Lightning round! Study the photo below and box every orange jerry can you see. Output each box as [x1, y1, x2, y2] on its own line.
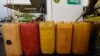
[72, 22, 91, 54]
[39, 21, 55, 54]
[20, 22, 40, 55]
[2, 23, 22, 56]
[56, 22, 72, 54]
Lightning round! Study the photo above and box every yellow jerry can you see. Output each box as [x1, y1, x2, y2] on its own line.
[72, 22, 91, 54]
[39, 21, 55, 54]
[56, 22, 72, 54]
[2, 23, 22, 56]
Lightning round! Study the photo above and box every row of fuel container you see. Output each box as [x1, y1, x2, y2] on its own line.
[2, 21, 92, 56]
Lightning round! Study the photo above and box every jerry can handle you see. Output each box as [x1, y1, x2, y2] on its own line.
[6, 40, 12, 45]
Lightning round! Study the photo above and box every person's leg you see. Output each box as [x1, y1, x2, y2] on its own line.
[84, 0, 98, 15]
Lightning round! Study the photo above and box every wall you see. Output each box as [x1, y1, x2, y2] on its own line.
[46, 0, 86, 22]
[0, 0, 8, 18]
[83, 0, 88, 6]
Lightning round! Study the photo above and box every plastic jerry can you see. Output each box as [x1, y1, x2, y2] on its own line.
[56, 22, 72, 54]
[20, 22, 40, 55]
[88, 23, 100, 52]
[72, 22, 91, 54]
[2, 23, 22, 56]
[39, 21, 55, 54]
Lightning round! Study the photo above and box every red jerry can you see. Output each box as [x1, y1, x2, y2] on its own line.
[20, 22, 40, 55]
